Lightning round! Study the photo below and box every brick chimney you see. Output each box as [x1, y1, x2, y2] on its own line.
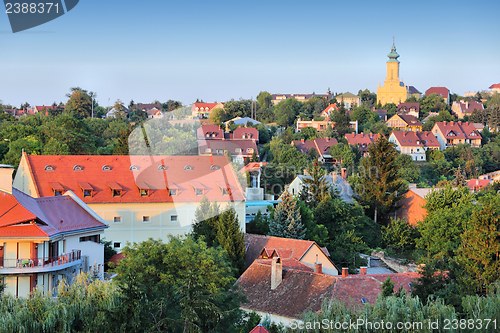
[271, 257, 282, 290]
[360, 267, 367, 275]
[0, 165, 14, 194]
[342, 267, 348, 278]
[314, 254, 322, 274]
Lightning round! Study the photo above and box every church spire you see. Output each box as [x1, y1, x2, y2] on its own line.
[387, 38, 399, 62]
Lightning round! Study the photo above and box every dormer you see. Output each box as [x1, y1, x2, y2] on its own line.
[102, 165, 112, 171]
[44, 165, 55, 172]
[73, 165, 84, 172]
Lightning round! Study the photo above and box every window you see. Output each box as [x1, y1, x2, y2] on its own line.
[112, 189, 121, 197]
[113, 216, 122, 223]
[158, 165, 168, 171]
[246, 148, 253, 153]
[102, 165, 112, 171]
[140, 189, 148, 197]
[361, 297, 368, 304]
[73, 165, 84, 171]
[80, 235, 100, 243]
[130, 165, 140, 171]
[210, 165, 220, 170]
[83, 189, 92, 197]
[44, 165, 54, 171]
[184, 165, 193, 171]
[113, 242, 121, 249]
[171, 215, 178, 222]
[221, 188, 230, 195]
[143, 216, 150, 223]
[169, 189, 177, 196]
[54, 190, 63, 196]
[195, 188, 203, 196]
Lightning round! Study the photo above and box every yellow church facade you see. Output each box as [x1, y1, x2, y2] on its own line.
[377, 43, 409, 105]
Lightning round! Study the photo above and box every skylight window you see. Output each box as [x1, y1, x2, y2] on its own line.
[102, 165, 112, 171]
[158, 165, 168, 171]
[130, 165, 140, 171]
[73, 165, 84, 171]
[44, 165, 54, 171]
[184, 165, 193, 171]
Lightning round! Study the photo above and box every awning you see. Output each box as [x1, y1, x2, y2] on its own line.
[108, 182, 123, 191]
[78, 182, 93, 191]
[49, 182, 65, 192]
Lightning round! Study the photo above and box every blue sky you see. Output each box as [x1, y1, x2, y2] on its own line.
[1, 0, 499, 106]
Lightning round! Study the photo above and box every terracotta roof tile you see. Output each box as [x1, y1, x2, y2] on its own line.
[23, 154, 245, 204]
[425, 87, 450, 99]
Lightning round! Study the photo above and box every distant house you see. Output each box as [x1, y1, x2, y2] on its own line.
[389, 131, 440, 161]
[245, 234, 338, 275]
[431, 121, 482, 149]
[296, 119, 333, 132]
[197, 125, 260, 163]
[0, 165, 107, 298]
[397, 102, 420, 118]
[467, 178, 491, 192]
[335, 92, 360, 109]
[320, 103, 338, 118]
[271, 92, 331, 105]
[106, 106, 129, 118]
[249, 325, 269, 333]
[286, 171, 354, 203]
[237, 251, 419, 325]
[451, 100, 484, 119]
[344, 132, 380, 156]
[374, 109, 388, 121]
[425, 87, 450, 104]
[33, 105, 59, 115]
[225, 117, 261, 127]
[479, 170, 500, 182]
[489, 83, 500, 94]
[396, 185, 436, 226]
[386, 114, 423, 132]
[407, 86, 422, 99]
[291, 138, 338, 163]
[191, 102, 224, 119]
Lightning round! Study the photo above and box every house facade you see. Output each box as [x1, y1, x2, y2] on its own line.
[344, 132, 380, 156]
[431, 121, 482, 150]
[388, 131, 440, 161]
[291, 138, 338, 163]
[386, 114, 423, 132]
[271, 92, 331, 106]
[1, 166, 107, 297]
[397, 102, 420, 118]
[191, 102, 224, 119]
[451, 100, 484, 119]
[13, 154, 246, 252]
[335, 92, 360, 109]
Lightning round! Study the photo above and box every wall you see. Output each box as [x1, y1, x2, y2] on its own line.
[301, 245, 338, 275]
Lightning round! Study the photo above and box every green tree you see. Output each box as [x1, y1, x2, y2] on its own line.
[330, 105, 351, 139]
[356, 136, 407, 225]
[216, 208, 246, 273]
[192, 197, 220, 246]
[269, 191, 305, 239]
[274, 98, 303, 127]
[382, 217, 418, 253]
[209, 107, 225, 124]
[381, 277, 395, 297]
[114, 238, 243, 333]
[329, 143, 357, 170]
[256, 91, 272, 110]
[456, 195, 500, 294]
[300, 161, 331, 207]
[64, 87, 93, 119]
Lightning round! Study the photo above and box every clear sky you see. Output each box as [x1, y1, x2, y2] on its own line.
[1, 0, 499, 106]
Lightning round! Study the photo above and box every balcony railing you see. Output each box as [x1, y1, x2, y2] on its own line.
[0, 250, 81, 270]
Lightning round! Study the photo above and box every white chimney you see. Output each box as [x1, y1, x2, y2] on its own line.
[271, 257, 282, 290]
[0, 165, 15, 194]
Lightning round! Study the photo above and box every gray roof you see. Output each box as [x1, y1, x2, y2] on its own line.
[297, 174, 354, 203]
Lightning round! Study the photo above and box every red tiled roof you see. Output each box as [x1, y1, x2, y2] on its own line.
[237, 260, 420, 318]
[232, 127, 259, 141]
[22, 154, 245, 204]
[397, 114, 422, 127]
[197, 125, 225, 140]
[434, 121, 482, 140]
[454, 100, 484, 115]
[249, 325, 270, 333]
[425, 87, 450, 99]
[240, 162, 267, 174]
[237, 261, 337, 318]
[291, 138, 337, 157]
[321, 103, 338, 116]
[397, 102, 420, 113]
[109, 252, 125, 266]
[193, 102, 220, 111]
[345, 133, 379, 146]
[245, 234, 317, 268]
[489, 83, 500, 89]
[390, 131, 440, 148]
[0, 189, 106, 239]
[467, 179, 491, 191]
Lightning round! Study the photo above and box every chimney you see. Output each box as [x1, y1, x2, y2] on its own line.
[314, 254, 323, 274]
[300, 138, 305, 143]
[271, 257, 282, 290]
[0, 165, 15, 194]
[342, 267, 348, 278]
[341, 168, 347, 179]
[360, 267, 367, 275]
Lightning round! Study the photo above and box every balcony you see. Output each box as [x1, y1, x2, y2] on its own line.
[0, 250, 82, 275]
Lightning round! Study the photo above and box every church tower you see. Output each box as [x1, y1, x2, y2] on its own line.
[377, 42, 408, 105]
